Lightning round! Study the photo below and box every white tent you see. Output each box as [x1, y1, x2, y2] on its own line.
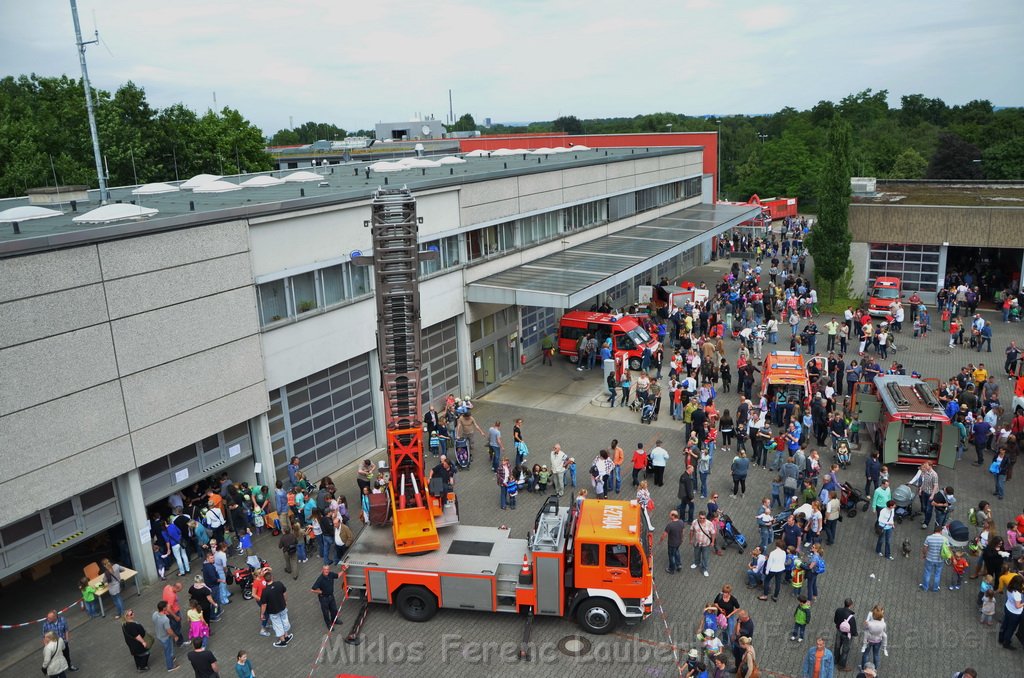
[180, 174, 222, 189]
[490, 148, 517, 156]
[193, 180, 242, 193]
[283, 171, 323, 182]
[0, 206, 62, 222]
[240, 175, 286, 188]
[72, 204, 158, 224]
[131, 182, 180, 195]
[437, 156, 467, 165]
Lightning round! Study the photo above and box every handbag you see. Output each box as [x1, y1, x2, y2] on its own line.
[988, 459, 1002, 475]
[874, 523, 883, 536]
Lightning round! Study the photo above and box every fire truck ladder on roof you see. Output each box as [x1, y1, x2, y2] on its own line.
[367, 187, 454, 555]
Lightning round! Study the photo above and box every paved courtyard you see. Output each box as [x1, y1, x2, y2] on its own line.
[3, 255, 1021, 678]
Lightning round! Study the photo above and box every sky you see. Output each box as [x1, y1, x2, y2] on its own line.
[2, 0, 1022, 135]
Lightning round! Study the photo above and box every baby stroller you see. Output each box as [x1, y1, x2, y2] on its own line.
[892, 484, 917, 524]
[640, 401, 655, 424]
[454, 437, 471, 469]
[833, 438, 852, 469]
[942, 520, 970, 548]
[229, 554, 269, 600]
[839, 482, 867, 517]
[719, 513, 747, 553]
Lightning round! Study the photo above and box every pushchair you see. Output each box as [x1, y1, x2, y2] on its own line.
[839, 482, 867, 517]
[640, 401, 655, 424]
[454, 437, 471, 469]
[833, 437, 852, 469]
[719, 513, 747, 553]
[892, 483, 917, 524]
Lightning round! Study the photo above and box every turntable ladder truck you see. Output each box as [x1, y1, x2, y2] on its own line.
[341, 187, 654, 635]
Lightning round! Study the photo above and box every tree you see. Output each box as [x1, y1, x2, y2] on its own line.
[983, 137, 1024, 180]
[890, 148, 928, 179]
[926, 132, 983, 179]
[552, 115, 584, 135]
[807, 115, 853, 303]
[449, 113, 476, 132]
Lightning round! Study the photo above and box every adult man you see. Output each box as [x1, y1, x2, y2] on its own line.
[1006, 341, 1020, 378]
[920, 525, 947, 592]
[930, 485, 954, 529]
[732, 609, 755, 669]
[677, 465, 696, 523]
[649, 440, 670, 487]
[310, 564, 341, 629]
[631, 443, 647, 487]
[825, 318, 839, 352]
[781, 513, 802, 551]
[871, 479, 891, 517]
[186, 637, 218, 678]
[260, 570, 293, 648]
[759, 541, 788, 601]
[611, 440, 625, 495]
[428, 456, 457, 496]
[659, 510, 685, 573]
[909, 462, 939, 528]
[800, 637, 835, 678]
[164, 515, 188, 577]
[201, 552, 221, 609]
[278, 528, 299, 580]
[549, 444, 568, 496]
[213, 543, 231, 603]
[689, 511, 717, 577]
[287, 456, 301, 488]
[153, 600, 181, 672]
[487, 421, 503, 472]
[161, 581, 186, 647]
[41, 610, 77, 671]
[833, 598, 858, 672]
[803, 320, 819, 355]
[781, 456, 801, 505]
[863, 452, 880, 498]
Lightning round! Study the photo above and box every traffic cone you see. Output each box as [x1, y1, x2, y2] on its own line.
[519, 554, 533, 585]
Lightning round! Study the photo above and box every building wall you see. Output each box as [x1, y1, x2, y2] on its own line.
[0, 221, 268, 526]
[849, 204, 1024, 247]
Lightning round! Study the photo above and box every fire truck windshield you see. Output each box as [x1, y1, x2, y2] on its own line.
[874, 287, 899, 300]
[628, 327, 652, 345]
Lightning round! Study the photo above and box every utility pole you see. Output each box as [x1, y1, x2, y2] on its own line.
[448, 89, 454, 125]
[70, 0, 107, 203]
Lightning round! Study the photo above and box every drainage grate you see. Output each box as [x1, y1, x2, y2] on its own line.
[557, 635, 593, 657]
[930, 349, 952, 355]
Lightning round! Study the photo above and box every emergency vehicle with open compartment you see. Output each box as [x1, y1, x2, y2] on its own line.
[851, 374, 956, 468]
[557, 311, 661, 372]
[760, 351, 815, 408]
[340, 188, 654, 637]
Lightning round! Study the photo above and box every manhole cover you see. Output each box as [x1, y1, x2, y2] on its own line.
[557, 635, 592, 657]
[930, 348, 952, 355]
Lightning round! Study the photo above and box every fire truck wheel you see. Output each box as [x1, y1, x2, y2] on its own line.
[576, 598, 619, 635]
[395, 586, 438, 623]
[628, 358, 642, 371]
[242, 586, 254, 601]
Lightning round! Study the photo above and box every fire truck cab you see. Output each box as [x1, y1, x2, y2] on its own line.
[343, 497, 653, 634]
[761, 351, 814, 408]
[867, 277, 902, 317]
[852, 374, 957, 468]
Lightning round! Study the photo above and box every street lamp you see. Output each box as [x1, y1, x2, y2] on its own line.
[757, 133, 769, 145]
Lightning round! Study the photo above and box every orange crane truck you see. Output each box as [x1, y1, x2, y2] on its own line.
[341, 188, 654, 636]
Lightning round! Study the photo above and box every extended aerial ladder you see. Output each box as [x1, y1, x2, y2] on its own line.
[365, 187, 458, 554]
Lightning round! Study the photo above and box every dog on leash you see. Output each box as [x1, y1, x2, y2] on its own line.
[901, 539, 912, 558]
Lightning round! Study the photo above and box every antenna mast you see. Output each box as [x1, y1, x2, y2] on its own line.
[70, 0, 108, 204]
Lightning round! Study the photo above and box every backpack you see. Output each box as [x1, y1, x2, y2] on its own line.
[839, 614, 853, 634]
[814, 556, 826, 574]
[589, 464, 600, 478]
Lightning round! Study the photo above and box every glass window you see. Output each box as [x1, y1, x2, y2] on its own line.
[1, 514, 43, 545]
[49, 500, 76, 524]
[579, 543, 600, 567]
[291, 272, 318, 314]
[80, 482, 115, 510]
[321, 265, 345, 306]
[258, 279, 288, 326]
[348, 262, 370, 298]
[605, 544, 630, 569]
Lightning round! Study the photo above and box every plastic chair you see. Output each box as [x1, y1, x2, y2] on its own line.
[83, 562, 100, 581]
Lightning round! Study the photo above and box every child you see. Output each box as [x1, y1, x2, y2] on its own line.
[538, 465, 551, 492]
[980, 589, 996, 626]
[187, 599, 210, 649]
[791, 595, 811, 641]
[80, 577, 100, 618]
[977, 574, 994, 608]
[153, 541, 169, 581]
[238, 526, 254, 559]
[567, 457, 577, 488]
[530, 464, 543, 492]
[251, 568, 271, 636]
[949, 550, 969, 590]
[702, 603, 720, 635]
[849, 415, 860, 447]
[878, 464, 889, 486]
[360, 486, 371, 525]
[709, 510, 724, 556]
[771, 476, 783, 510]
[506, 478, 518, 510]
[941, 307, 950, 332]
[700, 628, 724, 658]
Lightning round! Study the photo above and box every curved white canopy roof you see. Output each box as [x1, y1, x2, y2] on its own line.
[489, 148, 518, 156]
[132, 182, 180, 195]
[193, 180, 242, 194]
[530, 147, 553, 155]
[240, 175, 286, 188]
[369, 161, 406, 172]
[401, 158, 442, 169]
[72, 203, 158, 224]
[570, 144, 591, 151]
[283, 171, 323, 183]
[180, 174, 222, 189]
[0, 206, 62, 222]
[464, 149, 490, 157]
[437, 156, 467, 165]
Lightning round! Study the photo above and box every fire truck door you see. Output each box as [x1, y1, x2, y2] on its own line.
[937, 424, 957, 469]
[882, 425, 901, 465]
[854, 390, 881, 424]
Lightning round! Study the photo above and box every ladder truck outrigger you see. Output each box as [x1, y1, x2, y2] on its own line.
[341, 188, 655, 637]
